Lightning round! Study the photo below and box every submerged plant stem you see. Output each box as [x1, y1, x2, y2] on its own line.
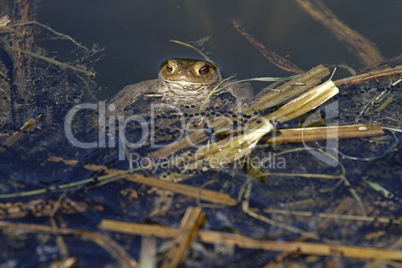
[294, 0, 384, 66]
[7, 45, 96, 77]
[233, 21, 305, 74]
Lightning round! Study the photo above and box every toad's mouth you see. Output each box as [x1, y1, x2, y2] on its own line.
[163, 80, 215, 92]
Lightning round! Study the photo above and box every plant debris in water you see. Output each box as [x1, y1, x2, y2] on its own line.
[0, 1, 401, 268]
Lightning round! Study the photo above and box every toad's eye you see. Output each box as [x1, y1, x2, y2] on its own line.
[166, 64, 173, 73]
[198, 64, 209, 75]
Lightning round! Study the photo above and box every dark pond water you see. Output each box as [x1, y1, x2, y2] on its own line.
[37, 0, 402, 98]
[0, 0, 401, 267]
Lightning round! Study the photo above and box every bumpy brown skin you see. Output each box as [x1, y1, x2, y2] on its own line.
[109, 58, 253, 115]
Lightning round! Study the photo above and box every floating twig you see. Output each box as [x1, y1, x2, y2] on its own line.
[4, 156, 236, 206]
[0, 220, 137, 268]
[161, 206, 205, 268]
[199, 231, 402, 261]
[260, 123, 384, 144]
[265, 79, 339, 122]
[99, 219, 402, 261]
[260, 208, 401, 225]
[251, 64, 329, 110]
[100, 219, 177, 238]
[334, 65, 402, 87]
[0, 113, 43, 153]
[123, 174, 237, 206]
[49, 258, 78, 268]
[357, 53, 402, 74]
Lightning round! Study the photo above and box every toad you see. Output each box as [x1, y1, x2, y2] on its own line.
[109, 58, 253, 115]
